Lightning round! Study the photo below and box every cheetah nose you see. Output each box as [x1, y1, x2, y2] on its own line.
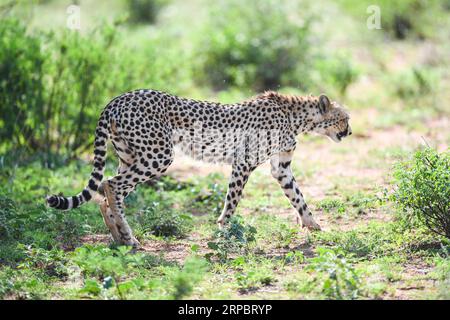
[349, 131, 352, 135]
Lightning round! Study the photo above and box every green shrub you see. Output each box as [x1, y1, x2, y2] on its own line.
[0, 267, 50, 300]
[0, 195, 19, 240]
[187, 173, 226, 217]
[72, 245, 208, 299]
[206, 215, 257, 262]
[17, 245, 68, 279]
[0, 18, 125, 161]
[194, 0, 314, 91]
[338, 0, 447, 40]
[393, 68, 436, 102]
[72, 245, 144, 278]
[392, 147, 450, 238]
[307, 247, 364, 299]
[135, 201, 193, 238]
[235, 265, 274, 291]
[167, 256, 209, 299]
[72, 245, 149, 299]
[0, 18, 45, 154]
[125, 0, 169, 24]
[433, 256, 450, 299]
[0, 193, 93, 256]
[0, 16, 192, 163]
[317, 198, 347, 215]
[311, 54, 359, 96]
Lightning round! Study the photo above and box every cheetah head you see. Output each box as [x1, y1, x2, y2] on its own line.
[312, 94, 351, 143]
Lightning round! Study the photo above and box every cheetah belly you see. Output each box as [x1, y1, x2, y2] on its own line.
[172, 129, 284, 165]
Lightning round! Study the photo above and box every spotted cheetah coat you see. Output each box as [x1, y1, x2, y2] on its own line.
[47, 89, 351, 246]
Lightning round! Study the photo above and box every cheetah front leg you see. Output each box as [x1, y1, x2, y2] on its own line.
[270, 151, 321, 231]
[217, 163, 255, 228]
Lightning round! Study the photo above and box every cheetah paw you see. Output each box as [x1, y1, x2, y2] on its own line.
[302, 220, 322, 231]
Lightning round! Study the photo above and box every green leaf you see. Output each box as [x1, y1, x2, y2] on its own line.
[207, 242, 219, 250]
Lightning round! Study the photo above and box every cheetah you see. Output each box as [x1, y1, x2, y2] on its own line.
[46, 89, 351, 247]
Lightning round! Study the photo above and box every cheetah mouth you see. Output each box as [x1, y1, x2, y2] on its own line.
[329, 130, 348, 143]
[335, 127, 352, 142]
[329, 134, 342, 143]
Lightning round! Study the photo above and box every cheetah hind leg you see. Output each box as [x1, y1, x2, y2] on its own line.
[99, 199, 122, 243]
[95, 184, 122, 243]
[100, 181, 140, 248]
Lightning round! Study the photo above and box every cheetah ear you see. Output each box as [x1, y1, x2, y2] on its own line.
[319, 94, 331, 114]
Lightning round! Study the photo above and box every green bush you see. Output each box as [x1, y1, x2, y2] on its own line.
[338, 0, 447, 39]
[392, 147, 450, 238]
[167, 256, 209, 299]
[17, 245, 68, 279]
[72, 245, 208, 299]
[72, 245, 148, 299]
[235, 264, 274, 291]
[307, 247, 364, 300]
[0, 16, 192, 163]
[0, 18, 125, 161]
[72, 245, 144, 279]
[206, 215, 257, 262]
[0, 196, 19, 240]
[187, 173, 226, 217]
[194, 0, 314, 91]
[125, 0, 169, 24]
[393, 68, 436, 102]
[135, 201, 193, 238]
[317, 198, 347, 214]
[311, 54, 359, 96]
[0, 18, 45, 154]
[0, 194, 94, 259]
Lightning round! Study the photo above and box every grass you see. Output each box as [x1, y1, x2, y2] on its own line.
[0, 152, 449, 299]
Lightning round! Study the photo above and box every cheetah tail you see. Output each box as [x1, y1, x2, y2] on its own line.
[46, 113, 109, 210]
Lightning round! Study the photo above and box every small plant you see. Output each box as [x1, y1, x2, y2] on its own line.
[155, 175, 193, 192]
[271, 223, 299, 249]
[392, 147, 450, 238]
[71, 245, 146, 299]
[186, 173, 226, 217]
[17, 245, 68, 279]
[231, 256, 275, 291]
[0, 195, 18, 240]
[346, 192, 379, 214]
[307, 247, 363, 300]
[0, 193, 89, 251]
[135, 201, 193, 238]
[71, 245, 144, 278]
[125, 0, 169, 24]
[235, 268, 274, 291]
[312, 54, 359, 96]
[206, 216, 257, 262]
[337, 232, 372, 258]
[284, 251, 305, 265]
[317, 198, 346, 215]
[168, 257, 209, 299]
[393, 68, 436, 101]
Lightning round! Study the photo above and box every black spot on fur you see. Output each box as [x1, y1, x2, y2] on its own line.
[71, 196, 79, 208]
[82, 189, 92, 201]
